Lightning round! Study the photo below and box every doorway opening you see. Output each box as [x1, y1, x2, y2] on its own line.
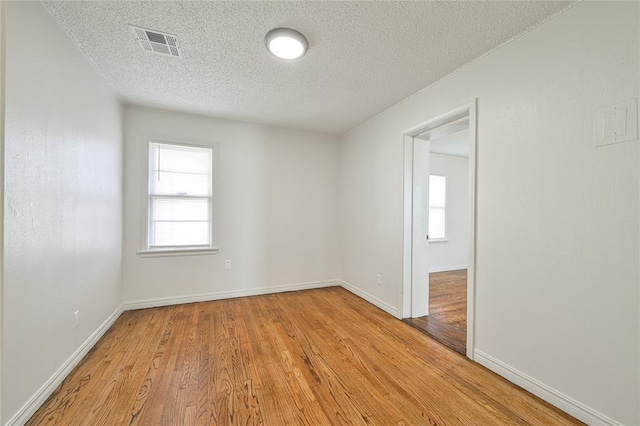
[401, 102, 477, 358]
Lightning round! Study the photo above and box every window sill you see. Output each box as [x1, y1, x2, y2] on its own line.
[137, 247, 219, 258]
[429, 239, 448, 244]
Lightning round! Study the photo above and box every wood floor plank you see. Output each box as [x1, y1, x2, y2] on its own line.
[131, 305, 189, 426]
[27, 287, 582, 426]
[331, 287, 577, 426]
[192, 306, 212, 426]
[405, 269, 468, 353]
[255, 301, 329, 425]
[310, 289, 496, 425]
[429, 269, 467, 330]
[285, 293, 430, 424]
[270, 294, 400, 425]
[250, 296, 368, 425]
[26, 310, 155, 426]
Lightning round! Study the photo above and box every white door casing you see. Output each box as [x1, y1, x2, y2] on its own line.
[401, 100, 477, 359]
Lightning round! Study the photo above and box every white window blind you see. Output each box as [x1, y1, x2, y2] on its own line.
[429, 175, 446, 240]
[148, 142, 213, 249]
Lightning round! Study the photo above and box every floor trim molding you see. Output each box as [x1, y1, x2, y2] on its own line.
[5, 305, 124, 426]
[338, 280, 400, 318]
[429, 265, 467, 273]
[473, 349, 620, 426]
[122, 280, 340, 311]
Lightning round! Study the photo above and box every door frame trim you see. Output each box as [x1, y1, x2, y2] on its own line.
[401, 100, 478, 359]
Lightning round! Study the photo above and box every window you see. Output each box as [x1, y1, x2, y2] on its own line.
[142, 141, 216, 255]
[429, 175, 446, 240]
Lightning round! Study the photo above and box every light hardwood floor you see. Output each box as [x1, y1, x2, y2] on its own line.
[405, 269, 468, 354]
[428, 269, 467, 330]
[27, 287, 581, 425]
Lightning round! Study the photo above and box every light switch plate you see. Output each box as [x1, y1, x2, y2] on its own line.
[595, 99, 638, 147]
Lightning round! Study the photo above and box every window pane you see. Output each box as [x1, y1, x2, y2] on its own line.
[150, 142, 212, 195]
[429, 175, 446, 208]
[147, 141, 214, 249]
[152, 143, 211, 174]
[429, 175, 446, 239]
[151, 171, 211, 196]
[152, 221, 210, 247]
[429, 207, 445, 239]
[151, 197, 209, 221]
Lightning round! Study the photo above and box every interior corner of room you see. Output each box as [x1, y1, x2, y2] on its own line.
[1, 1, 639, 426]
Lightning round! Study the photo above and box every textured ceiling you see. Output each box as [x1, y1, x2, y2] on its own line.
[44, 1, 572, 135]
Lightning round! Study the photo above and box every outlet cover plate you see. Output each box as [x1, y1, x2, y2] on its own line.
[595, 99, 638, 147]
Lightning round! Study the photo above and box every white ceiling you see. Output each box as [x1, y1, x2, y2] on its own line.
[430, 129, 470, 158]
[416, 117, 470, 157]
[44, 1, 572, 135]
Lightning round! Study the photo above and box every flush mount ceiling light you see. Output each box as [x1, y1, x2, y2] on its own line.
[265, 28, 308, 60]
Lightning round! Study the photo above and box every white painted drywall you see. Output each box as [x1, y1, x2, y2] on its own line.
[429, 154, 469, 272]
[339, 2, 638, 424]
[122, 106, 339, 303]
[2, 2, 123, 423]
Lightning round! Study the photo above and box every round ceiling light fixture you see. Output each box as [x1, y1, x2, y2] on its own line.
[265, 28, 308, 60]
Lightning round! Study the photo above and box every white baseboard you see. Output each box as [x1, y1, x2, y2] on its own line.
[5, 305, 124, 426]
[474, 349, 620, 426]
[122, 280, 340, 311]
[429, 264, 467, 273]
[338, 280, 400, 318]
[10, 285, 615, 426]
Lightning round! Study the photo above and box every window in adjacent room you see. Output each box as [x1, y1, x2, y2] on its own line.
[141, 141, 217, 256]
[429, 175, 446, 240]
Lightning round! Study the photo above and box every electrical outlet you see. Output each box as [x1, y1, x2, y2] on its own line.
[73, 310, 80, 329]
[224, 260, 232, 270]
[376, 274, 382, 285]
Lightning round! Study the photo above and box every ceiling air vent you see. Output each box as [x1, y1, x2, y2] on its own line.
[130, 26, 181, 58]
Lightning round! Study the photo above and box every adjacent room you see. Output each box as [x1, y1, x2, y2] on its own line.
[1, 1, 638, 426]
[405, 116, 471, 355]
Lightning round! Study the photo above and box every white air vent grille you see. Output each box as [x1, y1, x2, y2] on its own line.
[130, 25, 181, 58]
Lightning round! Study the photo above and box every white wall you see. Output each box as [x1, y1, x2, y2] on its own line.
[339, 2, 638, 425]
[429, 154, 468, 272]
[2, 2, 123, 423]
[122, 106, 339, 303]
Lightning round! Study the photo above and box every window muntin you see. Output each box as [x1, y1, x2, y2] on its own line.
[148, 142, 213, 250]
[429, 175, 446, 240]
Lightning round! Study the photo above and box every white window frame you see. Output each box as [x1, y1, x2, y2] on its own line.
[138, 138, 219, 258]
[428, 174, 447, 242]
